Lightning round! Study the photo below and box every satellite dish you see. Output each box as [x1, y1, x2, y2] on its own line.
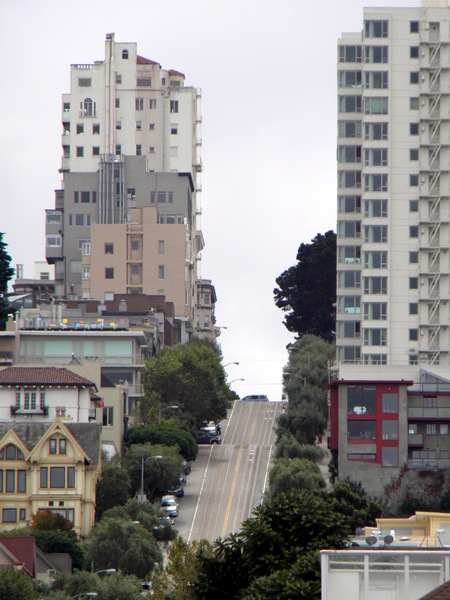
[355, 527, 363, 536]
[384, 535, 394, 547]
[366, 536, 377, 546]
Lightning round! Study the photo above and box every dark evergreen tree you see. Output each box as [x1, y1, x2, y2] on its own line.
[0, 233, 14, 331]
[274, 231, 336, 341]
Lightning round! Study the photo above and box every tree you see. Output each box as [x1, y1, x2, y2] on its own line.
[95, 463, 131, 520]
[267, 457, 326, 501]
[125, 423, 198, 462]
[46, 570, 143, 600]
[274, 231, 336, 341]
[87, 518, 162, 579]
[0, 233, 14, 331]
[122, 443, 182, 499]
[193, 489, 350, 600]
[142, 337, 232, 428]
[0, 566, 38, 600]
[30, 510, 85, 570]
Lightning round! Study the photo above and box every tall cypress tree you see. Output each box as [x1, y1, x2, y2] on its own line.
[0, 233, 14, 330]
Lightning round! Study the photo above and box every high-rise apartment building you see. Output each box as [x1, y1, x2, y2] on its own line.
[45, 34, 212, 335]
[332, 2, 450, 496]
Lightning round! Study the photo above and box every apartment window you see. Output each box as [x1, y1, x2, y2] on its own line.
[365, 46, 388, 63]
[136, 144, 142, 155]
[410, 97, 419, 110]
[337, 296, 360, 314]
[382, 447, 398, 467]
[348, 385, 376, 414]
[5, 470, 15, 493]
[410, 149, 419, 160]
[337, 220, 361, 238]
[81, 191, 90, 203]
[364, 251, 387, 269]
[364, 328, 387, 346]
[158, 240, 165, 254]
[149, 123, 155, 130]
[338, 171, 361, 189]
[382, 421, 398, 440]
[364, 122, 388, 140]
[364, 148, 388, 166]
[115, 98, 120, 108]
[339, 45, 362, 63]
[409, 302, 418, 315]
[76, 146, 84, 157]
[93, 123, 100, 134]
[338, 246, 361, 264]
[19, 509, 26, 521]
[157, 191, 166, 203]
[93, 147, 100, 156]
[63, 102, 70, 112]
[410, 225, 419, 238]
[409, 251, 419, 263]
[364, 174, 388, 193]
[338, 196, 361, 213]
[49, 439, 57, 455]
[339, 346, 361, 364]
[104, 242, 114, 254]
[364, 71, 388, 89]
[116, 74, 122, 84]
[40, 467, 48, 488]
[150, 192, 155, 204]
[50, 467, 65, 488]
[409, 277, 419, 289]
[364, 20, 388, 38]
[338, 146, 361, 163]
[410, 123, 419, 135]
[135, 98, 144, 111]
[67, 467, 75, 488]
[410, 46, 419, 58]
[158, 265, 165, 279]
[78, 78, 91, 87]
[149, 147, 155, 153]
[338, 121, 361, 138]
[75, 215, 84, 226]
[131, 240, 139, 251]
[410, 72, 419, 84]
[338, 71, 362, 88]
[82, 266, 90, 280]
[46, 235, 62, 247]
[76, 124, 84, 134]
[115, 145, 121, 155]
[409, 328, 419, 341]
[122, 49, 128, 59]
[410, 21, 419, 33]
[102, 407, 114, 426]
[338, 96, 362, 113]
[337, 271, 360, 289]
[364, 276, 387, 294]
[364, 97, 388, 114]
[105, 268, 114, 279]
[364, 199, 387, 217]
[149, 99, 157, 109]
[440, 424, 449, 435]
[136, 121, 142, 131]
[59, 439, 66, 454]
[171, 124, 178, 134]
[382, 394, 398, 413]
[2, 509, 17, 523]
[116, 121, 121, 130]
[410, 199, 419, 212]
[364, 225, 388, 243]
[170, 100, 179, 113]
[168, 192, 173, 204]
[410, 175, 419, 187]
[17, 470, 26, 493]
[337, 321, 360, 339]
[427, 423, 437, 435]
[348, 421, 376, 440]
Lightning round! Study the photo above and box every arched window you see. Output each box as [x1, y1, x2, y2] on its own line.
[122, 49, 129, 60]
[0, 444, 24, 460]
[84, 98, 93, 116]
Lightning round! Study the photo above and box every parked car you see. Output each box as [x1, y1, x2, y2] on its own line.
[200, 421, 217, 435]
[165, 483, 184, 497]
[240, 394, 269, 402]
[160, 494, 179, 517]
[196, 431, 222, 445]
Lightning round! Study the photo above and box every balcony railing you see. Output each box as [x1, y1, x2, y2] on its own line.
[408, 407, 450, 419]
[408, 433, 424, 446]
[18, 354, 145, 367]
[11, 405, 49, 417]
[408, 458, 450, 470]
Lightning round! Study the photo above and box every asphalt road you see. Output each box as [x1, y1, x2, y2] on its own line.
[174, 400, 281, 542]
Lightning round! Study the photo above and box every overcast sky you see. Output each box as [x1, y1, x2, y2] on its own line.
[1, 0, 418, 401]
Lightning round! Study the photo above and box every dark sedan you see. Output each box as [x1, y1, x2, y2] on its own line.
[196, 431, 222, 445]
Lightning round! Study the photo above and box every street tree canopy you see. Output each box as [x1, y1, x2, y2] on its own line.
[125, 422, 198, 462]
[0, 233, 14, 331]
[274, 231, 336, 342]
[142, 337, 232, 429]
[95, 463, 131, 520]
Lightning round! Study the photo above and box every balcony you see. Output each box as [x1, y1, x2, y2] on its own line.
[408, 407, 450, 419]
[408, 458, 450, 470]
[10, 405, 49, 417]
[0, 351, 13, 365]
[408, 433, 424, 446]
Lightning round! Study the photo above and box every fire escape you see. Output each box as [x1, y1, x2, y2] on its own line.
[419, 22, 449, 365]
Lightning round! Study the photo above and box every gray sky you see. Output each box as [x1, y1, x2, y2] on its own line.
[1, 0, 418, 401]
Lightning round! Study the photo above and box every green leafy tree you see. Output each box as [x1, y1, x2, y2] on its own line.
[274, 435, 325, 462]
[46, 570, 142, 600]
[332, 480, 382, 533]
[87, 518, 162, 579]
[0, 566, 38, 600]
[95, 463, 131, 520]
[30, 510, 85, 570]
[0, 233, 14, 331]
[142, 337, 232, 428]
[274, 231, 336, 341]
[193, 489, 350, 599]
[125, 423, 198, 462]
[122, 443, 182, 499]
[267, 457, 326, 501]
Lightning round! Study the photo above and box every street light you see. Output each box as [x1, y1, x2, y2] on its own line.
[71, 594, 98, 599]
[139, 455, 162, 502]
[284, 372, 307, 385]
[94, 568, 116, 576]
[158, 404, 179, 425]
[224, 361, 239, 368]
[229, 378, 245, 385]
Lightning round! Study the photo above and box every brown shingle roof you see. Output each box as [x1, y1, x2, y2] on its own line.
[137, 55, 159, 66]
[0, 537, 35, 577]
[0, 367, 95, 387]
[420, 580, 450, 599]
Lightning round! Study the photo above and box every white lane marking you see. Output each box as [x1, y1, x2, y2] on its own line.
[188, 446, 213, 542]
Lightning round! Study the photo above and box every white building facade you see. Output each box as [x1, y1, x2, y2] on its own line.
[337, 3, 449, 369]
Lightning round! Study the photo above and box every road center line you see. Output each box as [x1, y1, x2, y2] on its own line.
[221, 444, 243, 538]
[188, 446, 214, 542]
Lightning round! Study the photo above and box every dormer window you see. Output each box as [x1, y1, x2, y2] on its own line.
[122, 49, 128, 59]
[0, 444, 24, 461]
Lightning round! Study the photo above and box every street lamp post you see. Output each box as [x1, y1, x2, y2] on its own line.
[94, 569, 116, 576]
[229, 378, 245, 385]
[71, 594, 98, 599]
[224, 361, 239, 368]
[284, 372, 307, 385]
[158, 404, 179, 425]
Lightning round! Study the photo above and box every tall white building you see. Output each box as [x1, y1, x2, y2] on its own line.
[46, 34, 214, 335]
[336, 2, 449, 369]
